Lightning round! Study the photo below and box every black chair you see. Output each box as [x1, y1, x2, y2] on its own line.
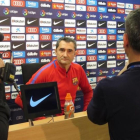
[21, 63, 48, 84]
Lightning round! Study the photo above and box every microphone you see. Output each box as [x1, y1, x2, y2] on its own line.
[0, 33, 4, 42]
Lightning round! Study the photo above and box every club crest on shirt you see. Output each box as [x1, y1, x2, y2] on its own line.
[72, 77, 78, 85]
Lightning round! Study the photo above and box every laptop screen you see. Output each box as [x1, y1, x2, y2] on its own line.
[20, 82, 61, 119]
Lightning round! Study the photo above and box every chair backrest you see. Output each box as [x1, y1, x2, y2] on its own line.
[21, 63, 47, 84]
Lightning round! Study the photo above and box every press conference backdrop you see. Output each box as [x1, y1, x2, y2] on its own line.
[0, 0, 139, 124]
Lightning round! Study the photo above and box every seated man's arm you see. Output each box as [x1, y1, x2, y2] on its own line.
[87, 81, 107, 125]
[118, 61, 129, 76]
[79, 67, 93, 111]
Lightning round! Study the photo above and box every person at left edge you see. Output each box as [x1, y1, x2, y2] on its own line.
[15, 37, 93, 117]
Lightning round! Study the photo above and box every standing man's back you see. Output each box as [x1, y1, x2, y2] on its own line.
[87, 8, 140, 140]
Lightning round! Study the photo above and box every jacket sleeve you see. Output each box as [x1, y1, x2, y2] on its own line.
[87, 82, 107, 125]
[78, 66, 93, 111]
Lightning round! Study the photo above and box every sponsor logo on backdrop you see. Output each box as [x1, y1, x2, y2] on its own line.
[26, 58, 39, 63]
[40, 42, 52, 49]
[98, 35, 106, 40]
[97, 76, 106, 82]
[3, 34, 10, 41]
[14, 58, 25, 65]
[117, 54, 125, 60]
[40, 50, 52, 57]
[88, 77, 96, 83]
[107, 2, 116, 7]
[40, 58, 51, 63]
[76, 0, 86, 5]
[65, 19, 75, 27]
[40, 34, 51, 40]
[117, 60, 125, 67]
[117, 41, 123, 48]
[87, 35, 97, 40]
[107, 21, 116, 28]
[125, 3, 133, 9]
[76, 56, 86, 62]
[107, 29, 116, 34]
[11, 34, 25, 41]
[107, 49, 116, 54]
[0, 26, 10, 33]
[98, 1, 106, 6]
[107, 8, 117, 13]
[77, 41, 86, 49]
[65, 35, 75, 39]
[76, 50, 86, 55]
[13, 51, 25, 58]
[52, 19, 64, 26]
[117, 22, 125, 28]
[76, 20, 86, 27]
[52, 34, 64, 40]
[0, 51, 11, 59]
[26, 42, 39, 50]
[87, 41, 97, 48]
[0, 42, 10, 50]
[87, 49, 97, 55]
[26, 18, 38, 26]
[107, 35, 116, 40]
[0, 0, 10, 6]
[97, 55, 107, 61]
[86, 62, 97, 69]
[76, 35, 86, 40]
[26, 34, 39, 40]
[65, 28, 76, 34]
[87, 6, 97, 12]
[98, 29, 107, 34]
[117, 29, 125, 34]
[65, 4, 75, 10]
[26, 1, 39, 8]
[65, 0, 75, 4]
[125, 9, 132, 15]
[75, 5, 86, 11]
[107, 60, 116, 68]
[26, 27, 39, 33]
[76, 28, 86, 34]
[40, 18, 51, 26]
[117, 2, 125, 8]
[12, 42, 25, 50]
[12, 27, 25, 33]
[52, 0, 64, 3]
[97, 21, 107, 28]
[117, 35, 123, 41]
[134, 4, 140, 9]
[87, 55, 97, 61]
[87, 20, 97, 27]
[108, 55, 116, 60]
[53, 28, 64, 33]
[107, 41, 116, 48]
[52, 3, 64, 9]
[98, 7, 107, 12]
[26, 51, 39, 57]
[40, 3, 51, 8]
[98, 49, 106, 54]
[87, 28, 97, 34]
[0, 17, 10, 25]
[117, 8, 125, 14]
[97, 41, 107, 48]
[117, 48, 125, 54]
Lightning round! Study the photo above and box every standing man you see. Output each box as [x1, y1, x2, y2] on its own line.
[15, 37, 93, 115]
[87, 8, 140, 139]
[0, 58, 10, 140]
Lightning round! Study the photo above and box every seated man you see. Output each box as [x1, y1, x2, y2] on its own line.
[87, 8, 140, 139]
[15, 37, 93, 117]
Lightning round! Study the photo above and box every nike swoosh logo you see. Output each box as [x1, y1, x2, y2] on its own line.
[13, 43, 23, 49]
[108, 42, 115, 47]
[88, 43, 95, 47]
[30, 93, 52, 107]
[118, 23, 124, 27]
[41, 43, 50, 48]
[98, 22, 105, 27]
[53, 21, 62, 25]
[77, 21, 85, 26]
[27, 19, 37, 24]
[117, 62, 124, 66]
[0, 18, 8, 23]
[98, 63, 105, 67]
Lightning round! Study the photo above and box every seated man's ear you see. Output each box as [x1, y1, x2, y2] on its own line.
[123, 33, 129, 48]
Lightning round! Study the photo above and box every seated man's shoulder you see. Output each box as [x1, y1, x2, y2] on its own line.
[71, 62, 83, 70]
